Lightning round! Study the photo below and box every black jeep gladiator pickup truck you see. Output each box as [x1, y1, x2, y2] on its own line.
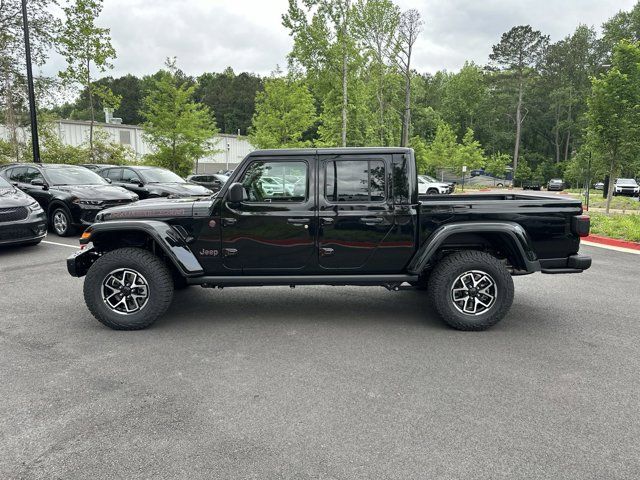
[67, 147, 591, 331]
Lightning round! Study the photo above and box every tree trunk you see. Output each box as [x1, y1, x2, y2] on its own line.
[513, 80, 524, 175]
[377, 63, 385, 145]
[3, 68, 20, 161]
[554, 105, 561, 163]
[605, 151, 617, 214]
[87, 58, 95, 160]
[563, 90, 572, 162]
[340, 0, 350, 148]
[401, 71, 411, 147]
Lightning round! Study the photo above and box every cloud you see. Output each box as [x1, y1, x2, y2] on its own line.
[41, 0, 637, 79]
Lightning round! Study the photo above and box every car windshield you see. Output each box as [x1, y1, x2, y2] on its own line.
[46, 166, 108, 186]
[0, 176, 12, 188]
[140, 168, 185, 183]
[617, 178, 637, 184]
[420, 175, 437, 183]
[550, 179, 563, 183]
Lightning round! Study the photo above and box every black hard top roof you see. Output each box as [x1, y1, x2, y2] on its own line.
[247, 147, 413, 157]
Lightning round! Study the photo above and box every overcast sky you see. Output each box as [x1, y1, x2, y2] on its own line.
[42, 0, 637, 79]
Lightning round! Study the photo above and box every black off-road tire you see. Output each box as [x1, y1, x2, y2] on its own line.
[83, 247, 174, 330]
[428, 250, 514, 331]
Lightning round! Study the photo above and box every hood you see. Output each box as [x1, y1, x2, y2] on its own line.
[145, 182, 212, 197]
[615, 180, 638, 187]
[95, 196, 199, 222]
[55, 184, 138, 200]
[0, 186, 35, 208]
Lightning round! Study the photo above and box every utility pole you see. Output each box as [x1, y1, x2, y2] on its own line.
[22, 0, 41, 163]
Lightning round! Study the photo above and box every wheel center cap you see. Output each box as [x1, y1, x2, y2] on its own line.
[121, 286, 132, 296]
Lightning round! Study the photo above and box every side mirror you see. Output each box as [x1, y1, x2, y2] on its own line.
[31, 179, 46, 188]
[105, 178, 112, 183]
[129, 178, 143, 186]
[227, 182, 244, 203]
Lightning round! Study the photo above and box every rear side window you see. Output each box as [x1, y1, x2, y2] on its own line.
[325, 160, 385, 202]
[9, 167, 28, 183]
[104, 168, 122, 181]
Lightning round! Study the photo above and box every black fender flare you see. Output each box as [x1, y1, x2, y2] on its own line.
[407, 221, 541, 274]
[75, 220, 204, 277]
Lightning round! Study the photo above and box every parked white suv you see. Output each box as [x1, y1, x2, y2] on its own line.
[418, 175, 452, 195]
[613, 178, 639, 196]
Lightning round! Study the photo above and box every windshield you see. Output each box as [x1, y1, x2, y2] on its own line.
[46, 166, 108, 186]
[550, 179, 563, 183]
[616, 178, 637, 184]
[0, 176, 12, 189]
[140, 168, 185, 183]
[420, 175, 437, 183]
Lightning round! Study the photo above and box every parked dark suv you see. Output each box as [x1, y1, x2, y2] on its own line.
[98, 166, 213, 199]
[186, 173, 228, 192]
[0, 164, 138, 236]
[547, 179, 565, 191]
[0, 175, 47, 246]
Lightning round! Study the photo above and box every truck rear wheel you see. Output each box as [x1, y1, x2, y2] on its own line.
[83, 247, 174, 330]
[428, 250, 514, 331]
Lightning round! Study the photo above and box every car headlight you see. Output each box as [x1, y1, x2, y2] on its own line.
[73, 199, 105, 207]
[28, 201, 43, 213]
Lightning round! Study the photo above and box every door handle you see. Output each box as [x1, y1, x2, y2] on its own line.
[287, 218, 310, 226]
[359, 217, 384, 225]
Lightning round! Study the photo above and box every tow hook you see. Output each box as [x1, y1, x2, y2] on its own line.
[383, 283, 402, 291]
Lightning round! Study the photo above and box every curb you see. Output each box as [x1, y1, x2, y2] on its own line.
[583, 234, 640, 251]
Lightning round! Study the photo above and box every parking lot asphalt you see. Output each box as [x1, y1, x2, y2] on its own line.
[1, 237, 639, 480]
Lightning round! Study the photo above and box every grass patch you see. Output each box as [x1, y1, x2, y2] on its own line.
[567, 190, 640, 210]
[588, 212, 640, 242]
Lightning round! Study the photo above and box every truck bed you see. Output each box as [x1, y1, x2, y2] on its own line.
[418, 193, 583, 260]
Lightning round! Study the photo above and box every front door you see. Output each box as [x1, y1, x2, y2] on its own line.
[220, 157, 315, 272]
[318, 155, 395, 271]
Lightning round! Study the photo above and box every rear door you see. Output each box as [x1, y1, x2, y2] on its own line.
[317, 154, 395, 271]
[220, 156, 316, 272]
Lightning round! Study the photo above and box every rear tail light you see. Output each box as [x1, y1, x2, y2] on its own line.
[572, 215, 590, 237]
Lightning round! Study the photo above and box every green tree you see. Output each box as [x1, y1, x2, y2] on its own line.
[453, 128, 485, 171]
[586, 41, 640, 213]
[484, 153, 511, 180]
[57, 0, 116, 156]
[250, 75, 317, 149]
[410, 135, 428, 174]
[423, 122, 458, 174]
[141, 59, 218, 177]
[514, 157, 533, 184]
[489, 25, 549, 174]
[441, 62, 488, 140]
[1, 0, 59, 161]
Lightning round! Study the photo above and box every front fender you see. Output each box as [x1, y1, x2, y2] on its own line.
[70, 220, 203, 277]
[407, 221, 541, 274]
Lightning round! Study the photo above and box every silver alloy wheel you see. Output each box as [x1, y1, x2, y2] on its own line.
[450, 270, 497, 316]
[101, 268, 150, 315]
[53, 210, 68, 235]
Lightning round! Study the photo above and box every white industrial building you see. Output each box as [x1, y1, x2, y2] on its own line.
[1, 119, 254, 173]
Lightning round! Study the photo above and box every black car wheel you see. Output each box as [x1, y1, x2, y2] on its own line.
[427, 188, 438, 195]
[51, 206, 75, 236]
[83, 247, 174, 330]
[428, 250, 514, 331]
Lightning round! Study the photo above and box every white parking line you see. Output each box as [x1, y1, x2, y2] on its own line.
[581, 240, 640, 255]
[42, 240, 80, 249]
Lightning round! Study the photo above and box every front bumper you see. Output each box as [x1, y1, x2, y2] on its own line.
[67, 246, 100, 277]
[540, 254, 592, 274]
[614, 188, 639, 196]
[0, 211, 47, 246]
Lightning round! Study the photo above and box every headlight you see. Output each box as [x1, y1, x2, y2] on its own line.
[73, 199, 104, 206]
[28, 201, 43, 213]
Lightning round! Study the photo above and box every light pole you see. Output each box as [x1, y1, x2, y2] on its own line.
[21, 0, 41, 163]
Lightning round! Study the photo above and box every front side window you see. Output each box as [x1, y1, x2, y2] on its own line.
[24, 167, 45, 184]
[240, 161, 307, 202]
[121, 169, 142, 183]
[325, 160, 385, 202]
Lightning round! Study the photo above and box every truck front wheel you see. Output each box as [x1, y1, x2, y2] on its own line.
[83, 247, 174, 330]
[428, 250, 514, 331]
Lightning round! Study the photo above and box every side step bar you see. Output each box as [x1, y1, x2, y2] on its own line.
[187, 274, 419, 287]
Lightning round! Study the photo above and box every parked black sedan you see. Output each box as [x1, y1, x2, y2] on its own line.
[98, 166, 213, 199]
[0, 175, 48, 246]
[186, 173, 228, 192]
[0, 164, 138, 236]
